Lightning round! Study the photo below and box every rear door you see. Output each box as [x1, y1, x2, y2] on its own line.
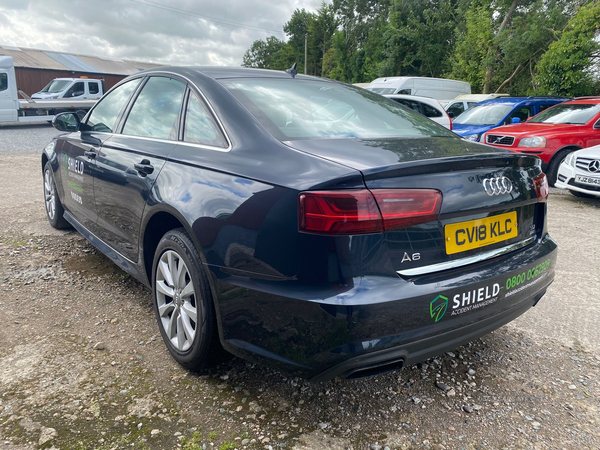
[59, 77, 143, 233]
[93, 76, 186, 262]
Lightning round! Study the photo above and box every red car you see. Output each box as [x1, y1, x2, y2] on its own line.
[481, 98, 600, 185]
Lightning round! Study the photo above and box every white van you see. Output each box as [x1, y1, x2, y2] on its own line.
[31, 78, 104, 100]
[366, 77, 471, 100]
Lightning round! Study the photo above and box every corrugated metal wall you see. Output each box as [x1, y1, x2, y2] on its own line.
[15, 68, 126, 95]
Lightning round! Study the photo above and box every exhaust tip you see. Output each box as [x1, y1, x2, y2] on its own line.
[344, 358, 405, 380]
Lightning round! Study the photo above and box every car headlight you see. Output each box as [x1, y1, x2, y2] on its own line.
[518, 137, 546, 148]
[464, 134, 480, 142]
[564, 153, 574, 167]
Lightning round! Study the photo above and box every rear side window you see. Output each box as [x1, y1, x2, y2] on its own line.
[122, 77, 186, 140]
[184, 92, 227, 148]
[397, 89, 411, 95]
[420, 102, 443, 118]
[89, 82, 99, 95]
[392, 98, 421, 112]
[86, 78, 142, 133]
[0, 73, 7, 91]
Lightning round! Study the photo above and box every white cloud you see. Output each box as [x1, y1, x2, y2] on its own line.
[0, 0, 323, 65]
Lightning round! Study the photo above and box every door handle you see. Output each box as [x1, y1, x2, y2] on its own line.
[84, 148, 97, 159]
[134, 159, 154, 176]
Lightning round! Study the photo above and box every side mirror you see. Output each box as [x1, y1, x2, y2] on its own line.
[511, 117, 521, 124]
[52, 112, 80, 132]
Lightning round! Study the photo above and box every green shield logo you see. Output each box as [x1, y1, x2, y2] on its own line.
[430, 295, 448, 322]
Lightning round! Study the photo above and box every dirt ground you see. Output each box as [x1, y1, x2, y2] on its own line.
[0, 145, 599, 449]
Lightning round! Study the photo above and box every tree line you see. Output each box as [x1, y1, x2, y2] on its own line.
[242, 0, 600, 96]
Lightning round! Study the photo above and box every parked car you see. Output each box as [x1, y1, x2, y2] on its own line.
[32, 77, 104, 100]
[43, 67, 556, 381]
[555, 146, 600, 198]
[384, 94, 452, 129]
[453, 97, 567, 142]
[440, 94, 509, 118]
[366, 76, 470, 100]
[481, 98, 600, 185]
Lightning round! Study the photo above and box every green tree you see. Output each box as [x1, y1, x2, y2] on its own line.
[242, 36, 286, 68]
[535, 2, 600, 96]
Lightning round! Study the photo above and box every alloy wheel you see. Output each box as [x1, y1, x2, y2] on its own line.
[44, 169, 56, 220]
[155, 250, 198, 352]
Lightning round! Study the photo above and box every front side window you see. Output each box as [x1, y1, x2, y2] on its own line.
[504, 106, 533, 125]
[86, 78, 142, 133]
[0, 73, 7, 92]
[65, 82, 85, 97]
[122, 77, 186, 140]
[447, 103, 464, 118]
[184, 92, 227, 147]
[528, 103, 600, 125]
[223, 79, 455, 140]
[453, 104, 514, 126]
[89, 82, 100, 95]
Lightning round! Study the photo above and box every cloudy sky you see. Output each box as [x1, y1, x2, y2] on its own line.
[0, 0, 322, 66]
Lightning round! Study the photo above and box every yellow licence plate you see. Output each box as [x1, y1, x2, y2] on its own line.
[445, 211, 518, 255]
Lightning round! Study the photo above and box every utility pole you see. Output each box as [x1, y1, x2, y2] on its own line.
[304, 33, 308, 75]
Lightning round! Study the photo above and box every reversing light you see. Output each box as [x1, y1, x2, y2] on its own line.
[298, 189, 443, 235]
[533, 173, 549, 203]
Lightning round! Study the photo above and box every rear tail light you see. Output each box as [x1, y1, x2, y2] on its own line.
[299, 189, 442, 235]
[533, 173, 549, 202]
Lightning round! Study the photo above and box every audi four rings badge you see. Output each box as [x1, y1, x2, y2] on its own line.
[483, 177, 513, 196]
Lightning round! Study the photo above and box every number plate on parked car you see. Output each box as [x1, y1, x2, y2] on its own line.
[575, 175, 600, 187]
[445, 211, 518, 255]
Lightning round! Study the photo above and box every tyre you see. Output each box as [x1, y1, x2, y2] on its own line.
[43, 161, 70, 229]
[546, 150, 572, 187]
[152, 228, 220, 371]
[569, 190, 597, 199]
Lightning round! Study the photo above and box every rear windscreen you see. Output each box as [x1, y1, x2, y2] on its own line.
[221, 78, 457, 141]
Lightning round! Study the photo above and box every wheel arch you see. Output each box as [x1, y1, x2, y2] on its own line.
[140, 205, 218, 300]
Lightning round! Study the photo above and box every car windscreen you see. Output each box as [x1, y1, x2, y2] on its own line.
[40, 80, 72, 93]
[367, 87, 397, 94]
[222, 79, 456, 141]
[453, 104, 514, 125]
[527, 103, 600, 125]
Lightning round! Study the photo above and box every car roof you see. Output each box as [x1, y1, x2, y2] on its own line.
[477, 97, 569, 106]
[560, 98, 600, 105]
[141, 66, 320, 81]
[475, 96, 567, 106]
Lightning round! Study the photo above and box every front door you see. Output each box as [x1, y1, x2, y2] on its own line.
[93, 76, 186, 262]
[57, 131, 103, 233]
[61, 77, 144, 234]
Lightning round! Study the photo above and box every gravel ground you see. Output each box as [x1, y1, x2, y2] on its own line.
[0, 129, 599, 450]
[0, 124, 60, 155]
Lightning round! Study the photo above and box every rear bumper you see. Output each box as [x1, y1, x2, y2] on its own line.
[310, 289, 545, 381]
[213, 235, 557, 381]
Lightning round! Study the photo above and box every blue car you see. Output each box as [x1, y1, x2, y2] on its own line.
[453, 97, 567, 142]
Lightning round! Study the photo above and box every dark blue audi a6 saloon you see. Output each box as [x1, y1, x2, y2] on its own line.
[42, 67, 556, 381]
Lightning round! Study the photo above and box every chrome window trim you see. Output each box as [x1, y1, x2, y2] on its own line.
[80, 71, 232, 153]
[396, 237, 535, 277]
